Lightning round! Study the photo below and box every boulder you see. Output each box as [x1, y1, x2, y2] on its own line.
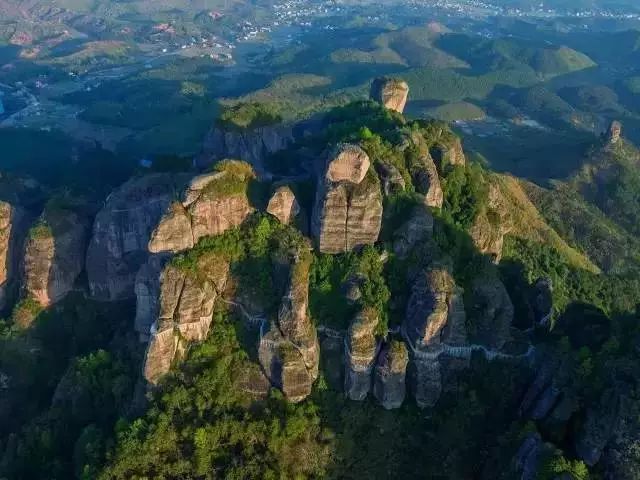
[22, 209, 88, 307]
[148, 202, 193, 254]
[325, 144, 370, 184]
[344, 308, 379, 400]
[259, 246, 319, 402]
[370, 77, 409, 114]
[266, 185, 300, 225]
[513, 433, 545, 480]
[373, 340, 409, 409]
[312, 144, 382, 253]
[0, 201, 28, 312]
[86, 174, 189, 301]
[142, 252, 230, 384]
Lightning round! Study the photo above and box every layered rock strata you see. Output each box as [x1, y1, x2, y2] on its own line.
[142, 252, 230, 384]
[259, 246, 319, 402]
[21, 209, 88, 307]
[312, 144, 383, 253]
[344, 307, 379, 400]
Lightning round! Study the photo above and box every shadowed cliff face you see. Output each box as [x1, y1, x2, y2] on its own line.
[22, 208, 88, 308]
[0, 201, 28, 312]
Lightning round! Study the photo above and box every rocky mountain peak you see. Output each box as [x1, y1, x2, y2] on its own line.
[370, 77, 410, 114]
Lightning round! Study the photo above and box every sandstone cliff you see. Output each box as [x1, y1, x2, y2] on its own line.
[259, 244, 319, 402]
[86, 174, 189, 301]
[0, 201, 28, 312]
[344, 307, 379, 400]
[312, 144, 383, 253]
[88, 163, 255, 301]
[469, 276, 513, 349]
[197, 123, 295, 175]
[143, 252, 230, 384]
[370, 77, 409, 114]
[22, 208, 88, 307]
[404, 264, 467, 350]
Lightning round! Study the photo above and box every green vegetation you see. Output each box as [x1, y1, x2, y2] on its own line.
[424, 102, 486, 122]
[28, 221, 53, 240]
[539, 455, 589, 480]
[217, 102, 283, 130]
[441, 163, 488, 230]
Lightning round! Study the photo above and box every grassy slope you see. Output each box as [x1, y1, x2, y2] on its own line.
[491, 173, 599, 273]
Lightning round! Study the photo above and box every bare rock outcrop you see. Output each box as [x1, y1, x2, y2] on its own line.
[259, 245, 319, 402]
[469, 183, 511, 262]
[86, 174, 189, 301]
[266, 185, 300, 225]
[373, 340, 409, 409]
[531, 277, 553, 327]
[312, 144, 383, 253]
[134, 254, 170, 342]
[431, 137, 466, 167]
[89, 164, 254, 301]
[607, 120, 622, 145]
[469, 276, 513, 349]
[370, 77, 409, 114]
[197, 123, 295, 175]
[412, 152, 443, 208]
[404, 265, 467, 350]
[393, 205, 434, 258]
[22, 208, 88, 307]
[143, 252, 230, 384]
[344, 307, 379, 400]
[0, 201, 28, 312]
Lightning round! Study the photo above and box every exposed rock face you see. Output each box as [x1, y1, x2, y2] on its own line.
[469, 276, 513, 349]
[607, 120, 622, 145]
[143, 253, 230, 384]
[377, 162, 405, 196]
[344, 308, 379, 400]
[0, 201, 28, 312]
[259, 247, 319, 402]
[22, 209, 88, 307]
[266, 185, 300, 225]
[86, 174, 188, 301]
[404, 265, 467, 350]
[403, 263, 470, 408]
[469, 183, 511, 262]
[197, 124, 295, 175]
[513, 433, 546, 480]
[373, 340, 409, 409]
[148, 202, 193, 254]
[134, 254, 170, 342]
[432, 137, 466, 167]
[412, 152, 443, 208]
[393, 205, 434, 258]
[89, 165, 254, 301]
[370, 77, 409, 114]
[312, 144, 382, 253]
